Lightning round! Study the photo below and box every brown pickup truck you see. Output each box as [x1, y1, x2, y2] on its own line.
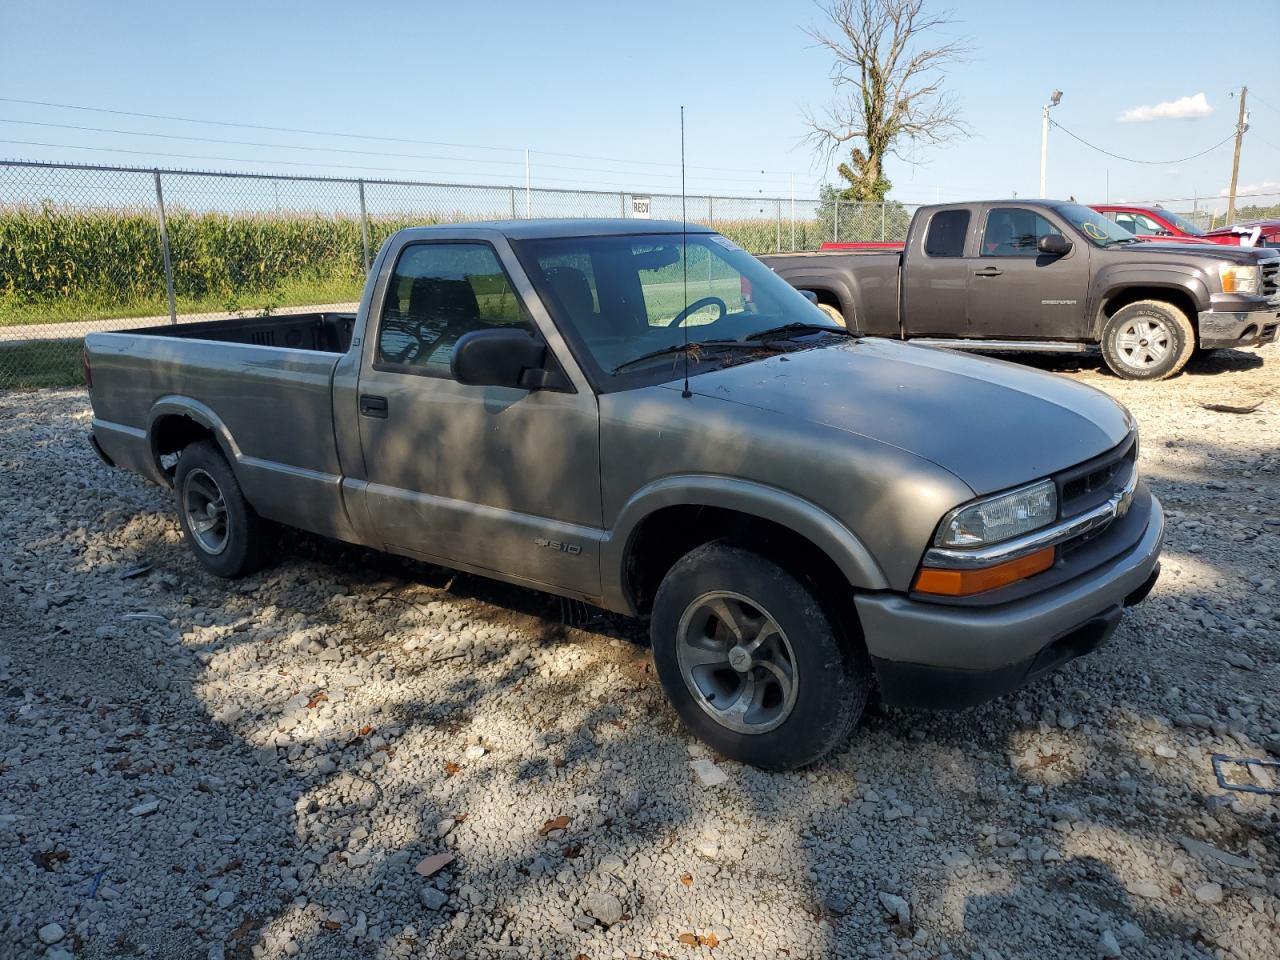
[763, 199, 1279, 380]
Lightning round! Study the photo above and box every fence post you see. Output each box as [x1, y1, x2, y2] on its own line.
[881, 202, 886, 241]
[620, 192, 626, 217]
[833, 201, 840, 243]
[153, 170, 177, 325]
[357, 179, 371, 273]
[708, 196, 714, 228]
[510, 187, 517, 219]
[775, 200, 782, 253]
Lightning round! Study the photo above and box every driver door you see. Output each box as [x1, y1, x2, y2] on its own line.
[965, 206, 1091, 341]
[355, 240, 603, 597]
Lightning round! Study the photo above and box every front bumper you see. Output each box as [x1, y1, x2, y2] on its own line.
[856, 493, 1164, 709]
[1198, 297, 1280, 349]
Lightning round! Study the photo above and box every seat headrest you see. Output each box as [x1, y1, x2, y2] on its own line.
[408, 277, 479, 323]
[543, 266, 594, 320]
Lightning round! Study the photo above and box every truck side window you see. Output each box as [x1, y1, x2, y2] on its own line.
[924, 210, 969, 258]
[981, 208, 1058, 257]
[376, 242, 530, 376]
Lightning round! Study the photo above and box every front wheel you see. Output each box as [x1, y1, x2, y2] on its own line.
[173, 440, 269, 578]
[650, 541, 871, 770]
[1100, 300, 1195, 381]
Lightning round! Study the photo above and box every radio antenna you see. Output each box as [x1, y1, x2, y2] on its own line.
[680, 105, 691, 399]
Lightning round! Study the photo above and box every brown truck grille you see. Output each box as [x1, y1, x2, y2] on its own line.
[1262, 257, 1279, 298]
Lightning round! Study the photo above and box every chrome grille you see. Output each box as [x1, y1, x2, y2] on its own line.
[1262, 257, 1279, 299]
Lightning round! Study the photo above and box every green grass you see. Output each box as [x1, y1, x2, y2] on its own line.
[0, 338, 84, 389]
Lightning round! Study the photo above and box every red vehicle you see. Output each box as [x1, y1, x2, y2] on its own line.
[1204, 220, 1280, 248]
[1090, 204, 1216, 244]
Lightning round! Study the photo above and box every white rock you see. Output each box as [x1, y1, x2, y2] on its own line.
[38, 923, 65, 945]
[464, 744, 486, 761]
[689, 758, 729, 788]
[1193, 882, 1224, 905]
[878, 892, 910, 924]
[129, 800, 160, 817]
[1098, 929, 1121, 958]
[582, 891, 624, 927]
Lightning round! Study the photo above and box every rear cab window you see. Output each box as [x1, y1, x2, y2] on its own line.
[924, 210, 970, 257]
[375, 242, 531, 376]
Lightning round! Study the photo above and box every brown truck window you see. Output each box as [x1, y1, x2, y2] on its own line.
[924, 210, 969, 258]
[375, 242, 530, 376]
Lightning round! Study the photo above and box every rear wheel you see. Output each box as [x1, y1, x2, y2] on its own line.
[174, 440, 269, 578]
[650, 541, 870, 769]
[1100, 300, 1195, 380]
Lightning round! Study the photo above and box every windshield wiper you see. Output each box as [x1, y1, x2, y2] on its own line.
[1105, 236, 1142, 246]
[610, 339, 768, 374]
[744, 322, 855, 342]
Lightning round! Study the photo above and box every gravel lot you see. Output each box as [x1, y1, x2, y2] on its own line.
[2, 346, 1279, 960]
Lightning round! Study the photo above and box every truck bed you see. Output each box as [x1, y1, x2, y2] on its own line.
[116, 311, 357, 353]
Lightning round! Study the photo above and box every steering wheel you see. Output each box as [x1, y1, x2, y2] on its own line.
[666, 296, 728, 328]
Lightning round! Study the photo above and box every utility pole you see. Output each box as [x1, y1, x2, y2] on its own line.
[1226, 86, 1248, 225]
[1039, 90, 1063, 198]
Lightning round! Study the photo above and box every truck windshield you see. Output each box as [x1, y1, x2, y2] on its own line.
[1053, 203, 1142, 247]
[513, 232, 844, 381]
[1155, 208, 1206, 236]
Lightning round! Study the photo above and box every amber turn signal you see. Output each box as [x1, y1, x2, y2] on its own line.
[914, 546, 1055, 597]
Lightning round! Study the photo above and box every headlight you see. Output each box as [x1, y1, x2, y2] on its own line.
[936, 478, 1058, 547]
[1219, 263, 1261, 294]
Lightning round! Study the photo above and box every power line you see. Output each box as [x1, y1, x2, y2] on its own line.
[0, 117, 811, 188]
[1049, 119, 1235, 165]
[0, 95, 811, 178]
[0, 138, 819, 195]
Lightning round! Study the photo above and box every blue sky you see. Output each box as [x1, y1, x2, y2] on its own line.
[0, 0, 1273, 211]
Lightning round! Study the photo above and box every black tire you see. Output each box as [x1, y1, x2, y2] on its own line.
[816, 303, 846, 327]
[173, 440, 268, 578]
[650, 540, 871, 770]
[1100, 300, 1195, 381]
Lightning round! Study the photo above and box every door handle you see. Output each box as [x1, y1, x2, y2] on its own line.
[973, 267, 1003, 277]
[359, 394, 388, 418]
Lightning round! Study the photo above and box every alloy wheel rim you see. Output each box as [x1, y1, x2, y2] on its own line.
[183, 468, 230, 555]
[675, 590, 799, 734]
[1115, 316, 1172, 369]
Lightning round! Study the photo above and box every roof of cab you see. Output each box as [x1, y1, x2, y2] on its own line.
[397, 219, 715, 240]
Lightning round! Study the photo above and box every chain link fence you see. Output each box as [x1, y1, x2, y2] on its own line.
[0, 159, 921, 389]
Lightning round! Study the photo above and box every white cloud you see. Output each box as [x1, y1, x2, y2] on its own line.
[1118, 93, 1212, 122]
[1218, 180, 1280, 196]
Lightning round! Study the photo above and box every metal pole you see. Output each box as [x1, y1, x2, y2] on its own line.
[357, 179, 371, 273]
[153, 170, 177, 325]
[524, 148, 531, 218]
[1227, 86, 1248, 224]
[1039, 105, 1049, 198]
[881, 202, 886, 241]
[620, 192, 626, 217]
[833, 201, 840, 243]
[776, 200, 782, 252]
[510, 186, 517, 218]
[708, 196, 713, 228]
[790, 174, 796, 251]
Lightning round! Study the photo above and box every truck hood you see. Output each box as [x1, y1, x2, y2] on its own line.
[672, 338, 1133, 495]
[1121, 241, 1275, 265]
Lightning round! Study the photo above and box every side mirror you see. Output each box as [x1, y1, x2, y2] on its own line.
[798, 289, 819, 304]
[1038, 233, 1073, 257]
[451, 328, 565, 390]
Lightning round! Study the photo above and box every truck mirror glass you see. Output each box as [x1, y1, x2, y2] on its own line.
[1038, 233, 1072, 257]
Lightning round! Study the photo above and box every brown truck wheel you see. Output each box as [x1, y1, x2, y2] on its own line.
[1100, 301, 1195, 381]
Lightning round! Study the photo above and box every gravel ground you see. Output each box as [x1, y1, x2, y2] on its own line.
[2, 345, 1279, 960]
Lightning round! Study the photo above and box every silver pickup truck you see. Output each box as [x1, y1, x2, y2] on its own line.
[86, 220, 1164, 769]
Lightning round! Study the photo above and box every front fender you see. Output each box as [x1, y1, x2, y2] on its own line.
[1090, 265, 1210, 337]
[599, 474, 889, 614]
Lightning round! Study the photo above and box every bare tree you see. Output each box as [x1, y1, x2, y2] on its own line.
[805, 0, 970, 201]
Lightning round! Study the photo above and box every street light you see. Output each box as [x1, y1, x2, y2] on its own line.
[1040, 90, 1063, 198]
